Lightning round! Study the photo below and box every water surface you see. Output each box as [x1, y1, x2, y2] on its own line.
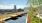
[6, 14, 27, 23]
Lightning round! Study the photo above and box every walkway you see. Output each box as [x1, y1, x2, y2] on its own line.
[0, 11, 26, 21]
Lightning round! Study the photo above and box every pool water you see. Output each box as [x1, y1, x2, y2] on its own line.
[6, 14, 27, 23]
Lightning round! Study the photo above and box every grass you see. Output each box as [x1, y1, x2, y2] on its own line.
[28, 11, 40, 23]
[40, 14, 42, 17]
[28, 11, 42, 23]
[31, 16, 40, 23]
[40, 14, 42, 23]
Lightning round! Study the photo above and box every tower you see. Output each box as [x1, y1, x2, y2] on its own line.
[14, 5, 17, 12]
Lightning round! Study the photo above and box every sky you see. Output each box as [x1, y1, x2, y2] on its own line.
[0, 0, 27, 9]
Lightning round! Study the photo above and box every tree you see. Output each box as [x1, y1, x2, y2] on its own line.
[26, 0, 42, 23]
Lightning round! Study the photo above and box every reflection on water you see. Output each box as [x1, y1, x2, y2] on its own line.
[6, 14, 27, 23]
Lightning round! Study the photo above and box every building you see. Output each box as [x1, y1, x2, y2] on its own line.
[14, 5, 17, 12]
[0, 5, 23, 14]
[0, 5, 17, 14]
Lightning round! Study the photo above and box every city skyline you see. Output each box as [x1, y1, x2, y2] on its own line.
[0, 5, 26, 9]
[0, 0, 27, 9]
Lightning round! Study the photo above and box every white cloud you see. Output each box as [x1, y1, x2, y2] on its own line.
[17, 5, 26, 9]
[0, 5, 13, 9]
[0, 4, 26, 9]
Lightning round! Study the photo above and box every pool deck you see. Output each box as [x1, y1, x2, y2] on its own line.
[0, 11, 27, 21]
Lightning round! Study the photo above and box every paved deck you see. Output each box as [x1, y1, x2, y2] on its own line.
[0, 11, 26, 21]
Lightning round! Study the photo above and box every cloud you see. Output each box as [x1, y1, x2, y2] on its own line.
[17, 5, 26, 9]
[0, 4, 26, 9]
[0, 4, 13, 9]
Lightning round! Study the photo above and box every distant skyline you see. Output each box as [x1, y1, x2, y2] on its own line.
[0, 0, 27, 9]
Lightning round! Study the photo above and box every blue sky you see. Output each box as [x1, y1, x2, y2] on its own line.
[0, 0, 26, 5]
[0, 0, 27, 9]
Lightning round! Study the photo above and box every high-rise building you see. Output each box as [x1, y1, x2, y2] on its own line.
[14, 5, 17, 12]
